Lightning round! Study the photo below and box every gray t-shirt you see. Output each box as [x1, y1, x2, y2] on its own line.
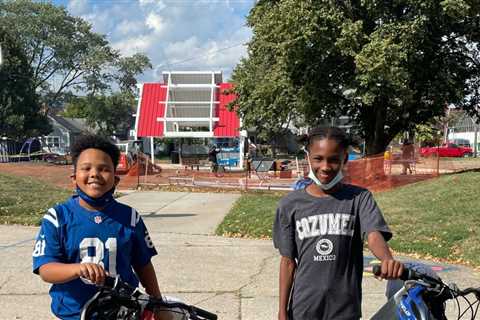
[273, 184, 391, 320]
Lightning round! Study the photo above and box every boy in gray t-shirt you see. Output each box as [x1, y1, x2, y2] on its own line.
[273, 127, 403, 320]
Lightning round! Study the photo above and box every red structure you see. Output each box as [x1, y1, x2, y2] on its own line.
[135, 72, 240, 138]
[134, 71, 245, 168]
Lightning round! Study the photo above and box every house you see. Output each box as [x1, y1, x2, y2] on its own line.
[448, 113, 480, 153]
[43, 114, 94, 155]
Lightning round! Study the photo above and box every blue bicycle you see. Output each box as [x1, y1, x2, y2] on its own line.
[371, 264, 480, 320]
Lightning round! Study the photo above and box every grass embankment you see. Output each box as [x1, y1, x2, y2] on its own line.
[216, 172, 480, 266]
[216, 191, 287, 239]
[0, 172, 72, 225]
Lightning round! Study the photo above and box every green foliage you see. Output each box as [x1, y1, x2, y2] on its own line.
[414, 124, 441, 145]
[115, 53, 152, 95]
[63, 93, 135, 137]
[232, 0, 480, 155]
[0, 29, 51, 139]
[0, 0, 117, 108]
[414, 109, 466, 145]
[0, 0, 152, 136]
[61, 50, 151, 137]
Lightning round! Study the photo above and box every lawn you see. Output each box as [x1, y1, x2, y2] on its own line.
[376, 171, 480, 266]
[0, 172, 72, 225]
[216, 191, 287, 239]
[216, 172, 480, 266]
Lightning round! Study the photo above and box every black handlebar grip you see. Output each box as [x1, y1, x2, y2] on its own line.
[192, 306, 218, 320]
[103, 275, 117, 289]
[372, 265, 412, 281]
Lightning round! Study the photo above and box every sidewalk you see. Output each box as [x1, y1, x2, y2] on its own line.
[0, 191, 479, 319]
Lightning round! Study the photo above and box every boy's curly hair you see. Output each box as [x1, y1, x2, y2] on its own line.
[299, 127, 355, 151]
[71, 135, 120, 169]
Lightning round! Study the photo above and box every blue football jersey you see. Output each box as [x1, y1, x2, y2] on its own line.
[32, 195, 157, 320]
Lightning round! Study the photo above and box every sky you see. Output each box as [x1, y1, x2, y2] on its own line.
[52, 0, 255, 82]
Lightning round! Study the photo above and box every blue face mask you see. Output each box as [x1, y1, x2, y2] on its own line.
[76, 185, 115, 208]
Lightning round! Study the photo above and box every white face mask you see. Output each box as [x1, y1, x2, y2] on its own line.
[304, 148, 345, 190]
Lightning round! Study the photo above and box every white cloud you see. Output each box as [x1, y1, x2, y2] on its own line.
[65, 0, 254, 82]
[112, 35, 156, 56]
[67, 0, 89, 15]
[139, 0, 155, 5]
[146, 13, 166, 34]
[116, 20, 146, 36]
[139, 0, 165, 9]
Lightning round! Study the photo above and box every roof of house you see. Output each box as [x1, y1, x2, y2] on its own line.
[48, 114, 92, 134]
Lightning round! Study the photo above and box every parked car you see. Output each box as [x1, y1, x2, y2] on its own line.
[420, 143, 473, 157]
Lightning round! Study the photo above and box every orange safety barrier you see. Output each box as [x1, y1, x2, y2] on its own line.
[116, 153, 130, 174]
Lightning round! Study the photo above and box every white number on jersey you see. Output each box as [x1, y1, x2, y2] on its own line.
[32, 239, 46, 257]
[79, 237, 117, 275]
[144, 232, 154, 249]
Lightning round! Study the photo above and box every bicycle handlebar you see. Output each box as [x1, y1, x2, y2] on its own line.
[372, 264, 441, 283]
[372, 265, 480, 297]
[101, 275, 218, 320]
[190, 306, 218, 320]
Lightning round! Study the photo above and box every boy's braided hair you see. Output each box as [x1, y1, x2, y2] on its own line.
[299, 127, 353, 152]
[71, 135, 120, 169]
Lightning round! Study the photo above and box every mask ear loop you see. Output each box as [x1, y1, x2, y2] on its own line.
[302, 147, 315, 176]
[302, 146, 309, 157]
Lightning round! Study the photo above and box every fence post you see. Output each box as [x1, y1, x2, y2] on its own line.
[474, 120, 478, 158]
[245, 163, 248, 191]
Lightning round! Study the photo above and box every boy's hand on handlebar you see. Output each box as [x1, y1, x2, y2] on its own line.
[378, 259, 404, 280]
[77, 263, 107, 285]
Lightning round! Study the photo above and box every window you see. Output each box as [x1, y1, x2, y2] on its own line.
[46, 136, 60, 148]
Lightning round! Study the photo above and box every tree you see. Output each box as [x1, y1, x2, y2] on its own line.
[62, 53, 152, 138]
[0, 0, 118, 110]
[0, 29, 51, 139]
[62, 93, 136, 138]
[115, 54, 152, 96]
[231, 0, 480, 155]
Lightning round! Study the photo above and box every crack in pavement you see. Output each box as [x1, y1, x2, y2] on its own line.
[238, 254, 276, 293]
[0, 275, 12, 290]
[227, 254, 278, 320]
[0, 238, 35, 251]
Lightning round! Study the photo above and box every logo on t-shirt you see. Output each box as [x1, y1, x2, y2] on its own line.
[314, 238, 336, 262]
[315, 238, 333, 255]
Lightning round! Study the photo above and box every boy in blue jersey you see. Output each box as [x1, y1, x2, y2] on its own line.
[32, 135, 163, 319]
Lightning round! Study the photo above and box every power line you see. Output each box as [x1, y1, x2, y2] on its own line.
[158, 41, 247, 70]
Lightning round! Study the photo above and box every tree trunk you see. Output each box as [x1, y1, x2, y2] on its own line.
[364, 105, 390, 155]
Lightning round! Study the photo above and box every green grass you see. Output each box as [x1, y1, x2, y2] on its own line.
[375, 172, 480, 265]
[215, 191, 287, 239]
[0, 173, 72, 225]
[216, 172, 480, 266]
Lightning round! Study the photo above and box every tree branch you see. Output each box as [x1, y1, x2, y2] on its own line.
[33, 45, 46, 81]
[51, 70, 86, 102]
[36, 52, 56, 76]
